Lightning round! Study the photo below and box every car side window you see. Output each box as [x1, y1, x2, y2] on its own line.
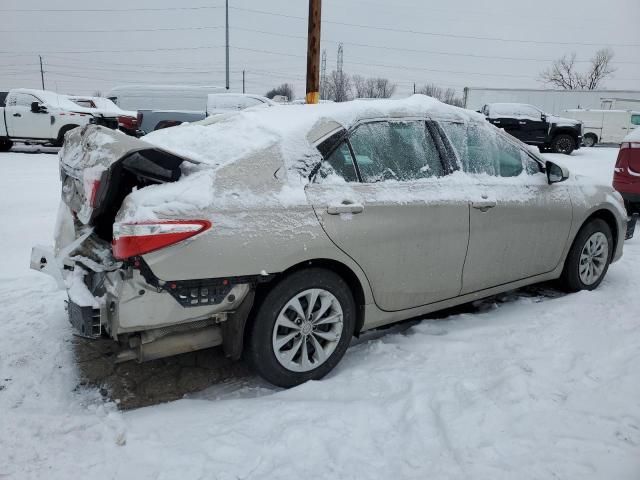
[441, 121, 524, 177]
[348, 121, 444, 182]
[493, 134, 524, 177]
[631, 115, 640, 126]
[316, 141, 358, 183]
[14, 93, 39, 108]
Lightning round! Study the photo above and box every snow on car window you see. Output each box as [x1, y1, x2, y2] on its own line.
[349, 121, 444, 183]
[316, 142, 357, 183]
[441, 121, 523, 177]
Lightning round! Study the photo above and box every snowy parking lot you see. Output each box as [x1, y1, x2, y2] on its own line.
[1, 146, 639, 479]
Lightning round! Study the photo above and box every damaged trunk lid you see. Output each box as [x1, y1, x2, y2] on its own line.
[59, 125, 194, 242]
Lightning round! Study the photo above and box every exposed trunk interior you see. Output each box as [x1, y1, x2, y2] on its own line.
[91, 149, 185, 241]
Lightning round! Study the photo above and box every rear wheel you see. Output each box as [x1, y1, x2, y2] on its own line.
[551, 134, 576, 155]
[559, 219, 613, 292]
[0, 138, 12, 152]
[246, 268, 356, 387]
[583, 133, 597, 147]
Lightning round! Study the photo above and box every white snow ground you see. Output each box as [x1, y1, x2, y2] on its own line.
[1, 146, 639, 479]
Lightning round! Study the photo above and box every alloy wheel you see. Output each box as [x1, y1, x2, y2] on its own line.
[272, 288, 344, 372]
[579, 232, 609, 286]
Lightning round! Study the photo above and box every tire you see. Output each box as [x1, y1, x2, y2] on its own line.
[246, 268, 356, 388]
[551, 134, 576, 155]
[54, 125, 79, 147]
[583, 133, 597, 147]
[0, 139, 12, 152]
[559, 218, 613, 292]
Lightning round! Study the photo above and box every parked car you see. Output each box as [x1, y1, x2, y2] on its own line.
[0, 88, 120, 151]
[67, 95, 137, 133]
[31, 96, 626, 387]
[613, 128, 640, 224]
[137, 110, 205, 136]
[563, 109, 640, 147]
[136, 94, 274, 136]
[480, 103, 583, 154]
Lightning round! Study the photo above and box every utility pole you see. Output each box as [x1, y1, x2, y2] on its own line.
[39, 55, 45, 90]
[225, 0, 229, 90]
[413, 82, 416, 94]
[305, 0, 321, 104]
[242, 70, 245, 94]
[320, 49, 327, 100]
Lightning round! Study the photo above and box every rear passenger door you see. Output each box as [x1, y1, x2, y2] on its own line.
[441, 121, 573, 293]
[306, 120, 470, 313]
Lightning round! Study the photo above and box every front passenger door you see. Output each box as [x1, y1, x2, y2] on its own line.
[5, 93, 51, 139]
[306, 120, 470, 313]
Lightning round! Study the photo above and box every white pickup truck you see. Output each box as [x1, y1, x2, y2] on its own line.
[0, 88, 120, 151]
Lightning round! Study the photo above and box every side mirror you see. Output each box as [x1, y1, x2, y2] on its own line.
[546, 161, 569, 184]
[31, 101, 46, 113]
[541, 113, 547, 122]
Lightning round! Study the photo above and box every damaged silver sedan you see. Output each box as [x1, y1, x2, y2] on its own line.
[31, 97, 628, 387]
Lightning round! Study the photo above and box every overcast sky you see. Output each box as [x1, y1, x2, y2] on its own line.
[1, 0, 639, 99]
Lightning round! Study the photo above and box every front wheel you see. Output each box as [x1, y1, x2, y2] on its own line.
[246, 268, 356, 388]
[559, 219, 613, 292]
[551, 134, 576, 155]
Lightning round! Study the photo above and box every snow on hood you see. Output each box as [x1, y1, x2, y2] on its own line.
[547, 114, 581, 127]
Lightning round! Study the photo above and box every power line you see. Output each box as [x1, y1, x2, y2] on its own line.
[0, 25, 224, 34]
[0, 45, 224, 55]
[2, 5, 223, 13]
[229, 26, 640, 66]
[229, 6, 640, 48]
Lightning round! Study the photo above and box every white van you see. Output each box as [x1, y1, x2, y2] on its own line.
[106, 85, 225, 111]
[563, 109, 640, 146]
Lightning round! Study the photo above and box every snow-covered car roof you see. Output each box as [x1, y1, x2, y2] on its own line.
[142, 95, 484, 170]
[66, 95, 136, 117]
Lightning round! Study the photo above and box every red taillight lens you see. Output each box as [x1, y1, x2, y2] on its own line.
[88, 179, 101, 207]
[112, 220, 211, 260]
[117, 115, 138, 130]
[621, 142, 640, 150]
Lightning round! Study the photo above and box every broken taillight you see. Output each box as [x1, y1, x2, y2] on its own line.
[112, 220, 211, 259]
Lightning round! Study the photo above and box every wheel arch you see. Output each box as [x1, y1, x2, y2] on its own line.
[553, 127, 580, 144]
[56, 124, 80, 146]
[580, 208, 620, 257]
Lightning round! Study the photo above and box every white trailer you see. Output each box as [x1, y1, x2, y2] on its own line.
[106, 85, 225, 111]
[463, 87, 640, 115]
[562, 109, 640, 146]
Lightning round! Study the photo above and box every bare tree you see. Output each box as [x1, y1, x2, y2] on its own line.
[265, 83, 295, 101]
[582, 48, 616, 90]
[416, 83, 464, 107]
[353, 75, 397, 99]
[326, 70, 352, 102]
[540, 48, 616, 90]
[92, 90, 103, 97]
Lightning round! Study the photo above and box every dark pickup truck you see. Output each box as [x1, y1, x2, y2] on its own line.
[481, 103, 583, 155]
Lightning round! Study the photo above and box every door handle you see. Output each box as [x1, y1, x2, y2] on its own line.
[13, 113, 21, 117]
[327, 201, 364, 215]
[519, 121, 526, 125]
[472, 200, 496, 212]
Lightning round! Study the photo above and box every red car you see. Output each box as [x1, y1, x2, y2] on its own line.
[613, 129, 640, 238]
